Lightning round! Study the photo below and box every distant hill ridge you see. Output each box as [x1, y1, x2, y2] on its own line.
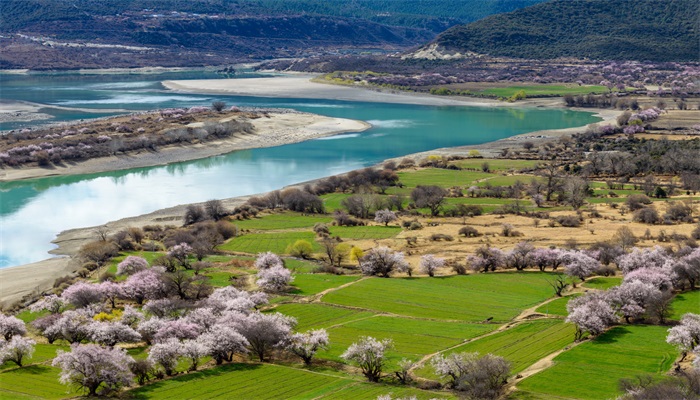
[428, 0, 700, 62]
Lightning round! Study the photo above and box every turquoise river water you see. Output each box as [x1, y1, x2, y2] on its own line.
[0, 71, 600, 267]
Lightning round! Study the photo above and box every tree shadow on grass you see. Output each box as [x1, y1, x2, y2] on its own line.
[592, 326, 632, 345]
[127, 363, 263, 398]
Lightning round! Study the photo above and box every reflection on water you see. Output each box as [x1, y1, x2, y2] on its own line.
[0, 72, 601, 267]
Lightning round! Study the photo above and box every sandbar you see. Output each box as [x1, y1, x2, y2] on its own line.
[163, 75, 571, 108]
[0, 111, 370, 181]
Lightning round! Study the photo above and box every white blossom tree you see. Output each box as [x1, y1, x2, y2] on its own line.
[198, 324, 249, 365]
[234, 312, 296, 362]
[181, 339, 210, 371]
[374, 209, 397, 226]
[148, 338, 182, 376]
[0, 336, 35, 367]
[432, 352, 510, 399]
[360, 247, 409, 277]
[256, 265, 293, 292]
[566, 292, 616, 340]
[116, 256, 149, 275]
[53, 344, 134, 396]
[87, 321, 141, 347]
[667, 313, 700, 361]
[419, 254, 445, 277]
[29, 294, 64, 314]
[286, 329, 330, 365]
[341, 336, 393, 382]
[254, 252, 283, 269]
[0, 313, 26, 340]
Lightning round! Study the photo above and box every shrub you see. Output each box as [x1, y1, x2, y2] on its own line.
[430, 233, 454, 241]
[633, 207, 661, 224]
[625, 194, 652, 211]
[555, 215, 582, 227]
[286, 240, 314, 259]
[459, 226, 481, 237]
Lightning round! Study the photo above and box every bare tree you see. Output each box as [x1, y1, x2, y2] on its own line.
[411, 185, 447, 216]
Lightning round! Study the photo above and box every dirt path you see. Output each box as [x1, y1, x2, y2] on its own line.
[310, 276, 369, 302]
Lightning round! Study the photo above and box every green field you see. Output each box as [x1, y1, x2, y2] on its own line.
[290, 274, 361, 296]
[322, 273, 558, 322]
[478, 84, 608, 98]
[0, 364, 78, 399]
[670, 290, 700, 320]
[218, 231, 321, 254]
[320, 316, 495, 369]
[582, 277, 622, 290]
[416, 320, 574, 378]
[453, 159, 539, 172]
[128, 363, 451, 400]
[234, 213, 333, 231]
[535, 295, 580, 317]
[328, 225, 401, 240]
[397, 169, 493, 189]
[272, 303, 376, 331]
[517, 325, 677, 399]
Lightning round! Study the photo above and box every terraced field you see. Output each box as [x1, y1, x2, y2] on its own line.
[127, 363, 452, 400]
[290, 274, 361, 296]
[272, 303, 376, 331]
[321, 273, 558, 322]
[319, 316, 496, 369]
[415, 320, 574, 378]
[218, 231, 321, 254]
[669, 290, 700, 320]
[516, 325, 678, 399]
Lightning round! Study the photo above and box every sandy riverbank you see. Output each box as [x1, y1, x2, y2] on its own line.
[163, 76, 570, 108]
[0, 111, 370, 181]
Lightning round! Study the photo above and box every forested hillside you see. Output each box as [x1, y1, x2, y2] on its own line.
[0, 0, 546, 69]
[431, 0, 699, 61]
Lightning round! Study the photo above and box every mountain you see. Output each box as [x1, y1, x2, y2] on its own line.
[0, 0, 548, 69]
[428, 0, 699, 62]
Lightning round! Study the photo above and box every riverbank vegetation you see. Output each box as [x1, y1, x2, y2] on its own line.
[0, 104, 259, 168]
[2, 108, 699, 398]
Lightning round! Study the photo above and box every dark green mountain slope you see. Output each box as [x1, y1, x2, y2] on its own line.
[432, 0, 699, 61]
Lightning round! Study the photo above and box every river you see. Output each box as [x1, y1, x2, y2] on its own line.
[0, 70, 600, 267]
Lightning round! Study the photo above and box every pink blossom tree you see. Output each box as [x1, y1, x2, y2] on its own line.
[468, 246, 506, 273]
[116, 256, 149, 275]
[419, 254, 445, 277]
[181, 339, 210, 371]
[87, 322, 141, 347]
[183, 308, 217, 331]
[99, 281, 123, 309]
[119, 306, 144, 328]
[153, 319, 201, 343]
[46, 309, 94, 344]
[507, 242, 535, 271]
[0, 336, 35, 367]
[136, 317, 165, 345]
[148, 338, 182, 376]
[527, 248, 563, 271]
[254, 252, 283, 270]
[53, 344, 135, 396]
[607, 280, 662, 323]
[560, 250, 599, 286]
[29, 294, 64, 314]
[122, 267, 167, 304]
[617, 247, 669, 274]
[360, 247, 409, 277]
[341, 336, 393, 382]
[374, 209, 397, 226]
[61, 282, 105, 308]
[623, 267, 674, 291]
[256, 265, 293, 292]
[198, 324, 249, 364]
[566, 292, 616, 340]
[168, 243, 193, 269]
[286, 329, 330, 365]
[666, 313, 700, 361]
[234, 312, 296, 362]
[32, 314, 62, 344]
[0, 313, 26, 340]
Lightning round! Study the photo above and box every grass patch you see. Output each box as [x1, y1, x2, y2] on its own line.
[476, 175, 543, 187]
[535, 295, 580, 317]
[583, 277, 622, 290]
[670, 290, 700, 320]
[322, 273, 558, 322]
[0, 364, 78, 399]
[478, 84, 608, 98]
[234, 212, 332, 231]
[218, 231, 320, 255]
[517, 325, 678, 400]
[272, 303, 375, 331]
[415, 320, 574, 378]
[397, 169, 493, 189]
[320, 316, 495, 370]
[290, 274, 361, 296]
[452, 159, 539, 172]
[0, 344, 68, 372]
[329, 225, 401, 240]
